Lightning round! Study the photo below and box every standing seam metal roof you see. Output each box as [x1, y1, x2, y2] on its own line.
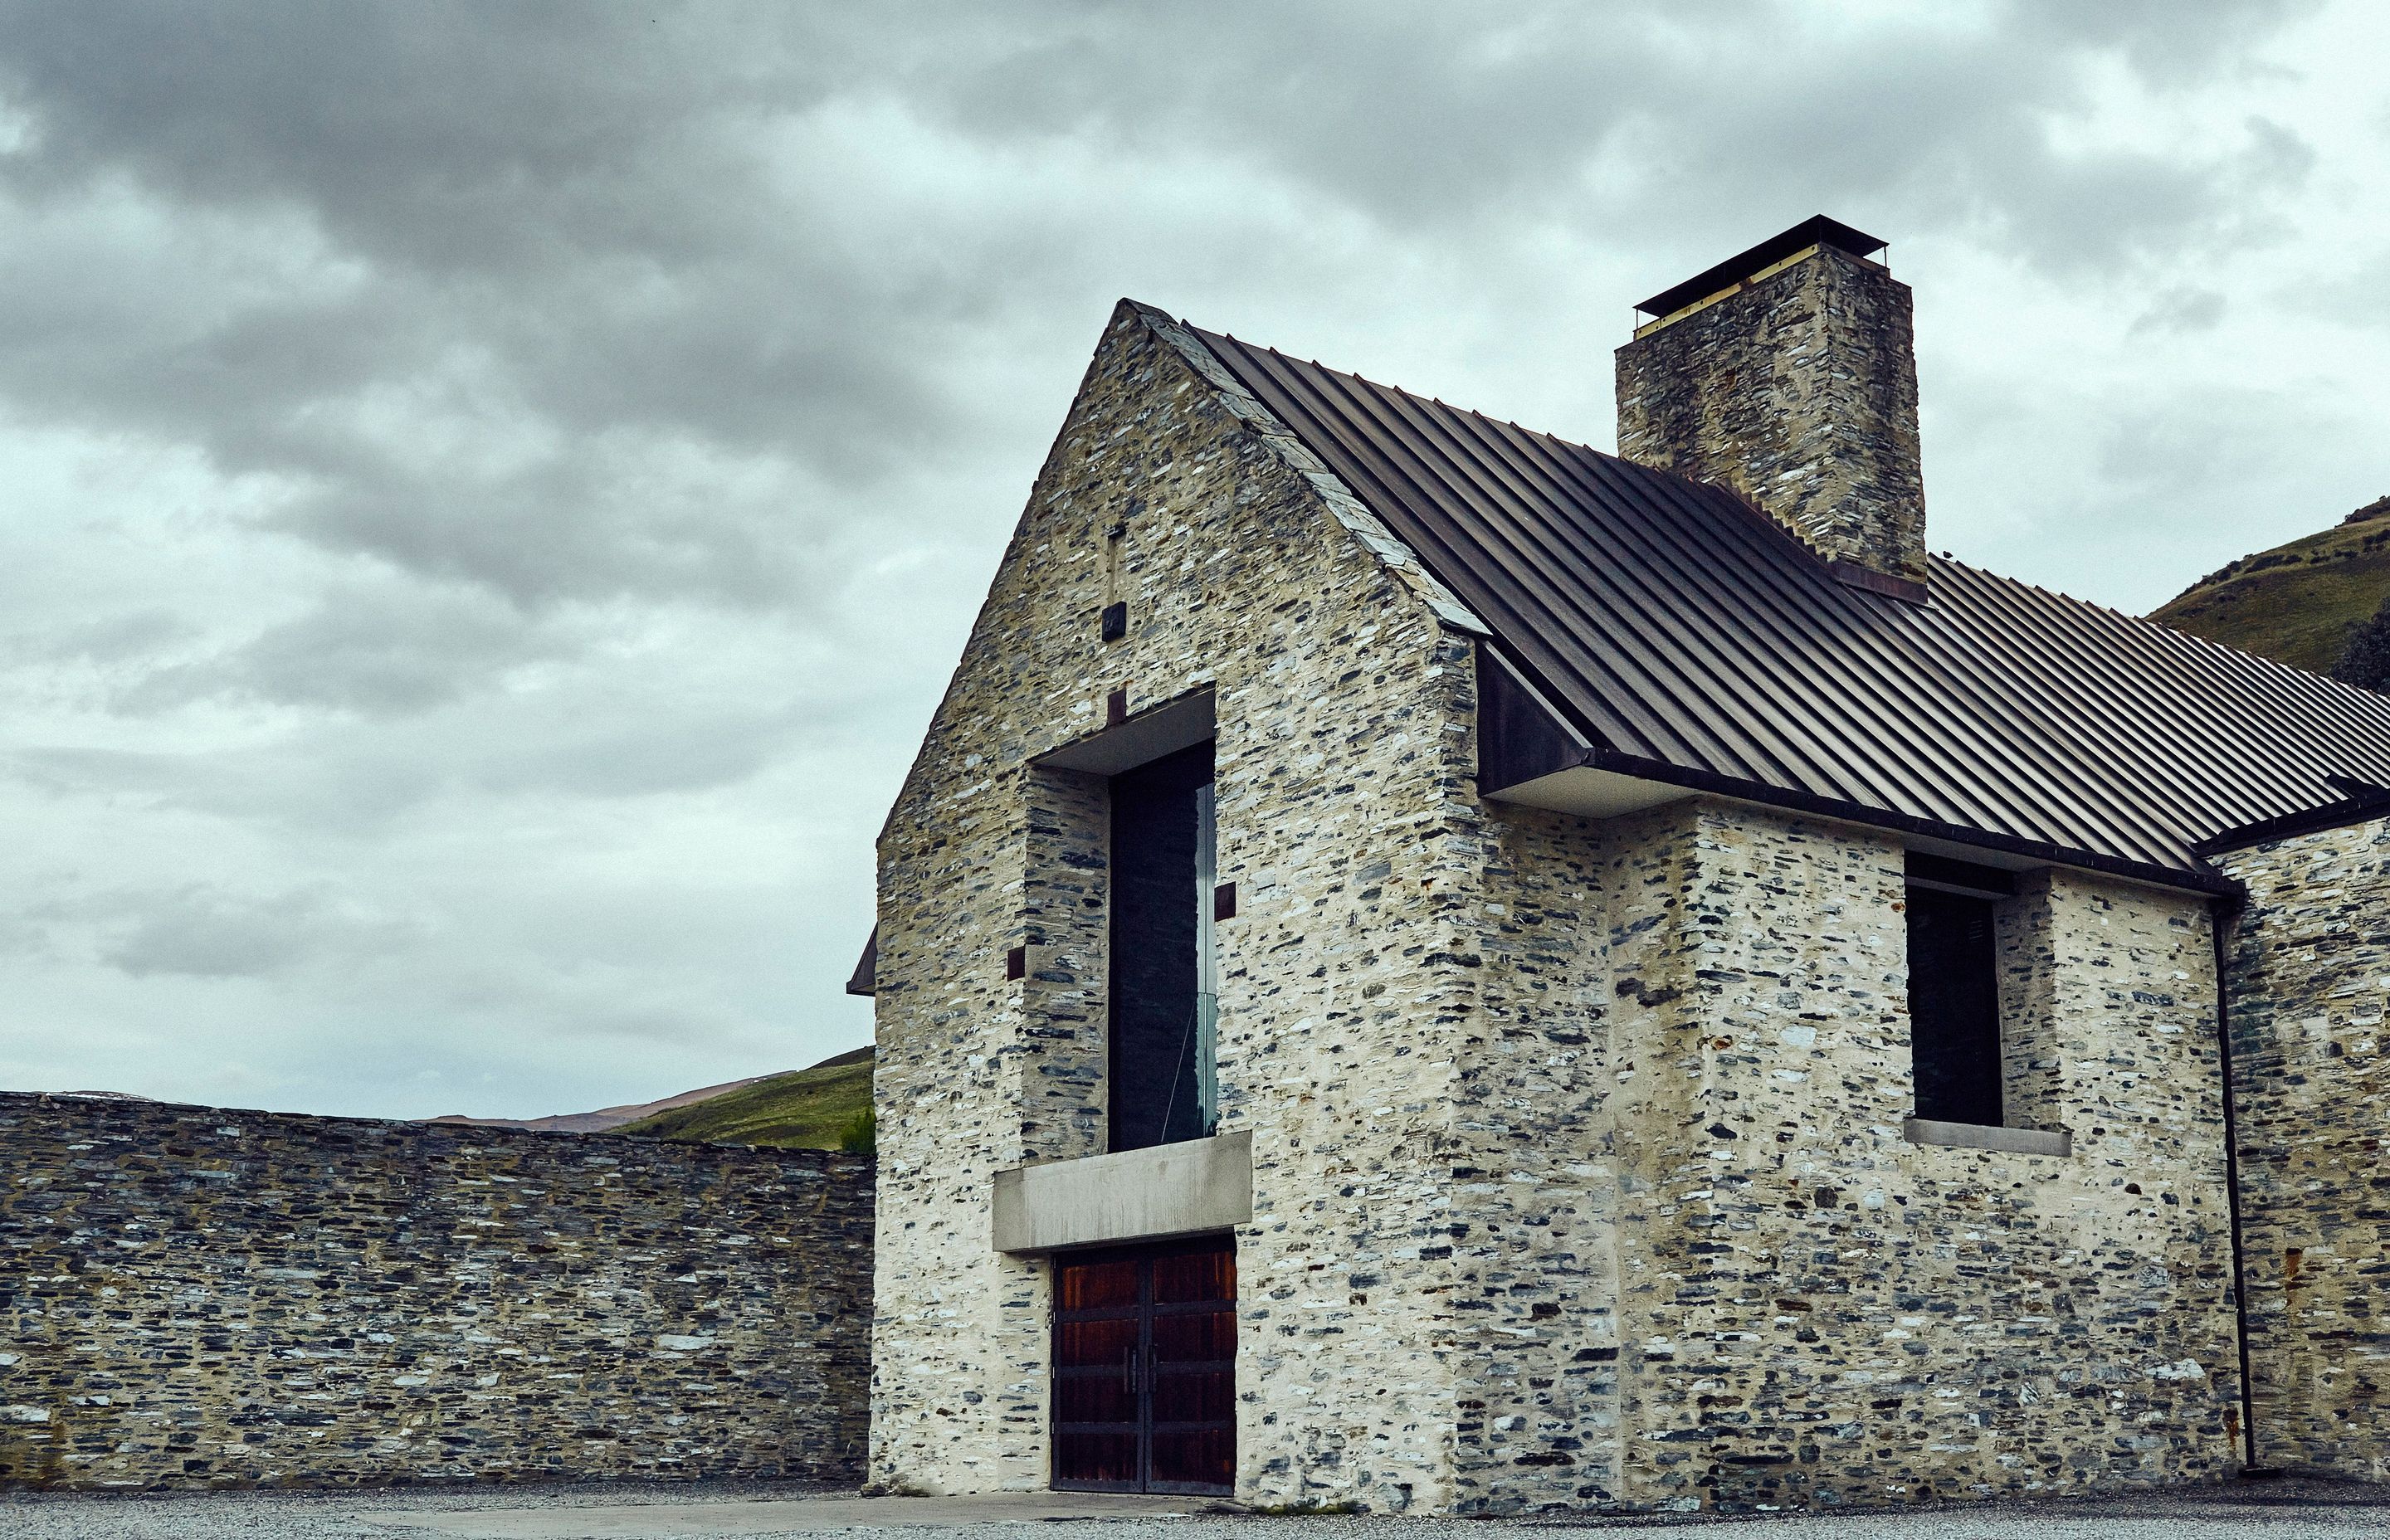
[1189, 322, 2390, 887]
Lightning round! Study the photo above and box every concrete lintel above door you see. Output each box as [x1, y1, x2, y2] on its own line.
[991, 1131, 1252, 1255]
[1036, 690, 1214, 776]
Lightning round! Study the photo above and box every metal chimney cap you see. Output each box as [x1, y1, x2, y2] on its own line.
[1634, 216, 1888, 319]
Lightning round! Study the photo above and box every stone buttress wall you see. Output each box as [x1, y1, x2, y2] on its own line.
[1443, 797, 1666, 1511]
[869, 300, 1493, 1509]
[2218, 816, 2390, 1480]
[1462, 801, 2241, 1513]
[0, 1093, 872, 1490]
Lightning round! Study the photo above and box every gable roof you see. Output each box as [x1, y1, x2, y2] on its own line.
[1186, 320, 2390, 891]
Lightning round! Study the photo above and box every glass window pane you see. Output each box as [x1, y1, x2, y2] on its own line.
[1906, 886, 2003, 1126]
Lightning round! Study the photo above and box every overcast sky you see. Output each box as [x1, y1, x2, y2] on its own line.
[1, 0, 2385, 1122]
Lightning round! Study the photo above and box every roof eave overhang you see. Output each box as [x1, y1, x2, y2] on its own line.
[1474, 638, 2236, 898]
[1487, 749, 2240, 899]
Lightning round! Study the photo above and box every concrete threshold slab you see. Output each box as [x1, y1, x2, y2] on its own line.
[364, 1492, 1209, 1538]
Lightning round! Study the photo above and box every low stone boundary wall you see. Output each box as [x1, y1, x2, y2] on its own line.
[0, 1091, 872, 1490]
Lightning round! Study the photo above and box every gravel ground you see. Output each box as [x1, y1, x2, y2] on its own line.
[4, 1476, 2388, 1540]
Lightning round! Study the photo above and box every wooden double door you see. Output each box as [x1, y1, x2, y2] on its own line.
[1051, 1237, 1236, 1494]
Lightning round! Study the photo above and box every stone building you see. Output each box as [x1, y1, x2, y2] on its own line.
[850, 217, 2390, 1513]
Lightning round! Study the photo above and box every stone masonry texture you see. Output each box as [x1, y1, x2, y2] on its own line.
[1459, 801, 2241, 1510]
[870, 300, 1498, 1511]
[0, 1093, 873, 1491]
[1614, 245, 1928, 585]
[2218, 816, 2390, 1481]
[869, 300, 2246, 1515]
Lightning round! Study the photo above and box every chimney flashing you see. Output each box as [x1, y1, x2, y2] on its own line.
[1828, 558, 1930, 606]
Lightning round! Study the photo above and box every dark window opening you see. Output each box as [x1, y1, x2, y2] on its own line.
[1905, 885, 2002, 1126]
[1108, 740, 1217, 1152]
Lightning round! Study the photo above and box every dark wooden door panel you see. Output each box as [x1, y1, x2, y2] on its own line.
[1152, 1245, 1234, 1304]
[1054, 1429, 1140, 1488]
[1051, 1237, 1235, 1495]
[1149, 1425, 1235, 1491]
[1058, 1256, 1141, 1310]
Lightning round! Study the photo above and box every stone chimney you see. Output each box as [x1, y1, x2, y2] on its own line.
[1615, 217, 1927, 597]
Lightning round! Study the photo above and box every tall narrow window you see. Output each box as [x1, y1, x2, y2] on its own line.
[1192, 782, 1218, 1135]
[1904, 854, 2012, 1127]
[1108, 741, 1218, 1151]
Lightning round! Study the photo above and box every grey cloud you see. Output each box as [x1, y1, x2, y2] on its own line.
[0, 0, 2327, 621]
[860, 0, 2323, 272]
[0, 2, 995, 622]
[268, 440, 821, 610]
[120, 582, 569, 716]
[2295, 249, 2390, 329]
[2131, 288, 2229, 336]
[2009, 0, 2318, 83]
[0, 3, 812, 272]
[8, 608, 194, 667]
[0, 880, 425, 981]
[99, 885, 358, 978]
[466, 709, 801, 802]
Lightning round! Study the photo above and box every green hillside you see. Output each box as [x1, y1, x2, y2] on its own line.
[2149, 495, 2390, 674]
[617, 1045, 874, 1152]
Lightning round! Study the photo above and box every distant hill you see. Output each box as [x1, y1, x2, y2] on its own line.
[616, 1045, 875, 1152]
[427, 1073, 778, 1135]
[2149, 495, 2390, 675]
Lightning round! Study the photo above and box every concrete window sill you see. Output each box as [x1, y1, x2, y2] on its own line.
[1902, 1117, 2071, 1157]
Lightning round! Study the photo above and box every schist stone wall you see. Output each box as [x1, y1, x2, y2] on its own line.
[868, 299, 2246, 1514]
[2217, 816, 2390, 1481]
[0, 1093, 872, 1491]
[869, 298, 1500, 1509]
[1468, 803, 2242, 1511]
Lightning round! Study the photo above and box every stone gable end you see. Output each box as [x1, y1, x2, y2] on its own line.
[869, 300, 1499, 1505]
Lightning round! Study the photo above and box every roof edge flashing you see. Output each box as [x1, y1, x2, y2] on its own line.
[2194, 780, 2390, 858]
[1584, 748, 2241, 899]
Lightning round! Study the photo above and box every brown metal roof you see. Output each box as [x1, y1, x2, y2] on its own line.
[1191, 323, 2390, 890]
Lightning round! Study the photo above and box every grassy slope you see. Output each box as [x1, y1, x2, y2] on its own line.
[617, 1045, 872, 1151]
[2148, 495, 2390, 674]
